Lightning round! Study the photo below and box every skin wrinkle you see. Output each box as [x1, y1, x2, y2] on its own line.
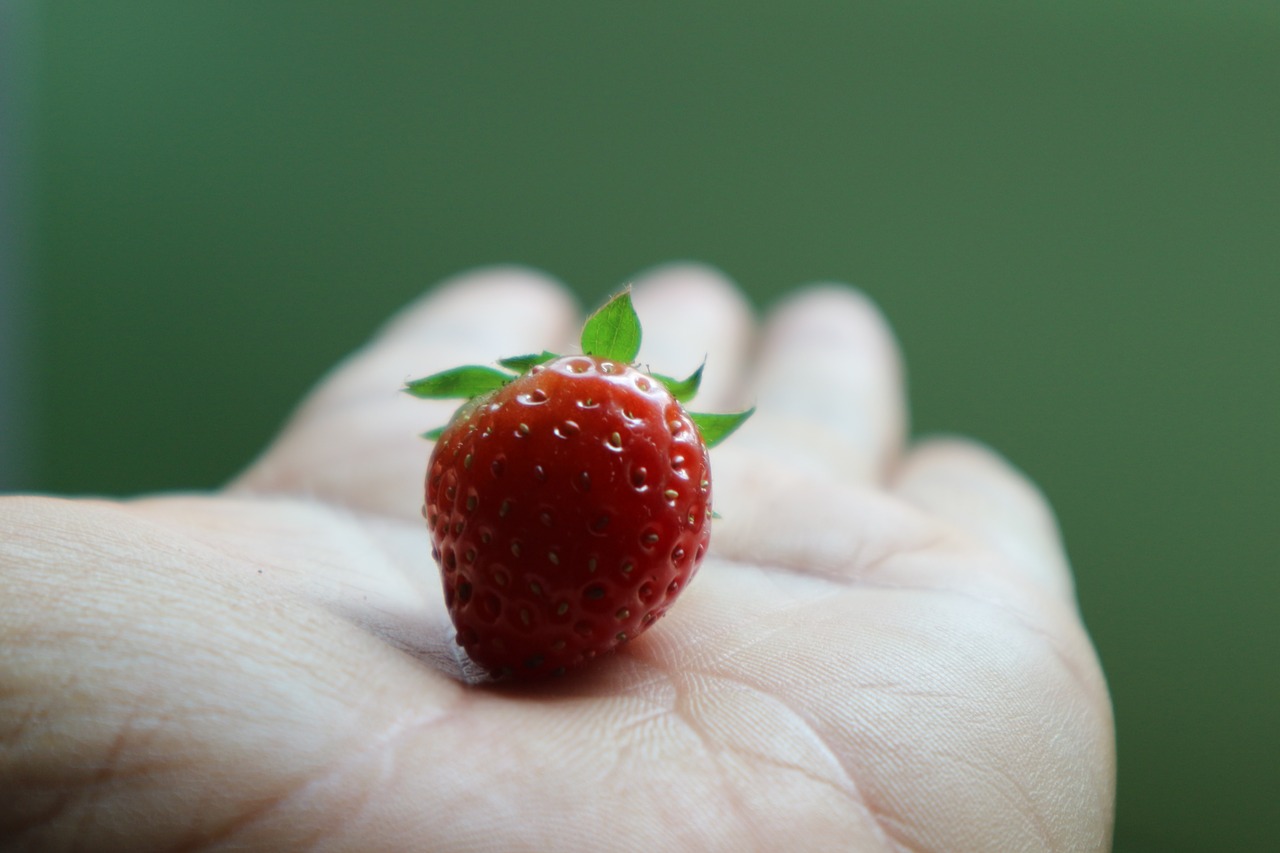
[134, 496, 397, 572]
[723, 531, 949, 588]
[932, 584, 1107, 712]
[614, 703, 678, 743]
[3, 577, 138, 842]
[167, 697, 472, 853]
[830, 552, 1110, 716]
[677, 665, 895, 850]
[130, 498, 444, 642]
[804, 640, 1093, 853]
[711, 467, 944, 575]
[666, 670, 765, 850]
[654, 561, 1100, 852]
[706, 547, 1104, 714]
[0, 678, 51, 748]
[163, 786, 300, 853]
[7, 700, 175, 848]
[68, 698, 147, 847]
[760, 679, 930, 853]
[5, 507, 442, 850]
[1, 672, 80, 841]
[870, 819, 925, 853]
[1, 795, 72, 845]
[601, 663, 682, 705]
[800, 714, 975, 853]
[634, 601, 896, 845]
[923, 747, 1058, 852]
[307, 525, 437, 625]
[665, 555, 1095, 712]
[0, 495, 94, 557]
[605, 699, 732, 852]
[661, 596, 826, 675]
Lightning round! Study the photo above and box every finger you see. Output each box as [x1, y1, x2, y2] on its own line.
[629, 262, 756, 411]
[292, 265, 578, 421]
[891, 436, 1076, 602]
[231, 266, 579, 520]
[735, 284, 907, 484]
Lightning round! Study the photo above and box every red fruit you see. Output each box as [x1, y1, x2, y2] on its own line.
[406, 289, 751, 679]
[425, 356, 710, 677]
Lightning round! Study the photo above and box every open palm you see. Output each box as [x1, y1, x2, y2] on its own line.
[1, 266, 1114, 851]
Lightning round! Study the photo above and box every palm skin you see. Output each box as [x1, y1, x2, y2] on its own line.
[1, 266, 1114, 852]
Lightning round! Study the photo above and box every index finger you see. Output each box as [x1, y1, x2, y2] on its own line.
[731, 284, 907, 485]
[230, 267, 579, 519]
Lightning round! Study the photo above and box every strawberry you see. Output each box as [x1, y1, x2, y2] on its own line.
[405, 289, 752, 679]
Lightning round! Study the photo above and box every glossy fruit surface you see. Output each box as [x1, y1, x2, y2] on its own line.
[425, 355, 710, 677]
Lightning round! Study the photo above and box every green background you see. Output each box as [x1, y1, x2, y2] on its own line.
[14, 3, 1279, 849]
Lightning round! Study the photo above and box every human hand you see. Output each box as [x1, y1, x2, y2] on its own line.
[1, 266, 1114, 851]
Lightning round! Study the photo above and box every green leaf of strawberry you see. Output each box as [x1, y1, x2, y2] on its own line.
[579, 287, 642, 363]
[498, 351, 559, 372]
[689, 407, 756, 448]
[650, 360, 704, 404]
[408, 288, 752, 680]
[405, 365, 512, 398]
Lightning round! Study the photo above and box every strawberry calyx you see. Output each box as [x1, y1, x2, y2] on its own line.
[496, 351, 558, 372]
[579, 285, 643, 363]
[649, 359, 704, 403]
[404, 287, 754, 447]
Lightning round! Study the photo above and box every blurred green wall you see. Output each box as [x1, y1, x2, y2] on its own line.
[22, 3, 1280, 849]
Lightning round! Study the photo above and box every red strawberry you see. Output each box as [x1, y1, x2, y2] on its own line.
[406, 289, 751, 679]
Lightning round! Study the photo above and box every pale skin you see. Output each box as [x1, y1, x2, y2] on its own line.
[0, 266, 1115, 851]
